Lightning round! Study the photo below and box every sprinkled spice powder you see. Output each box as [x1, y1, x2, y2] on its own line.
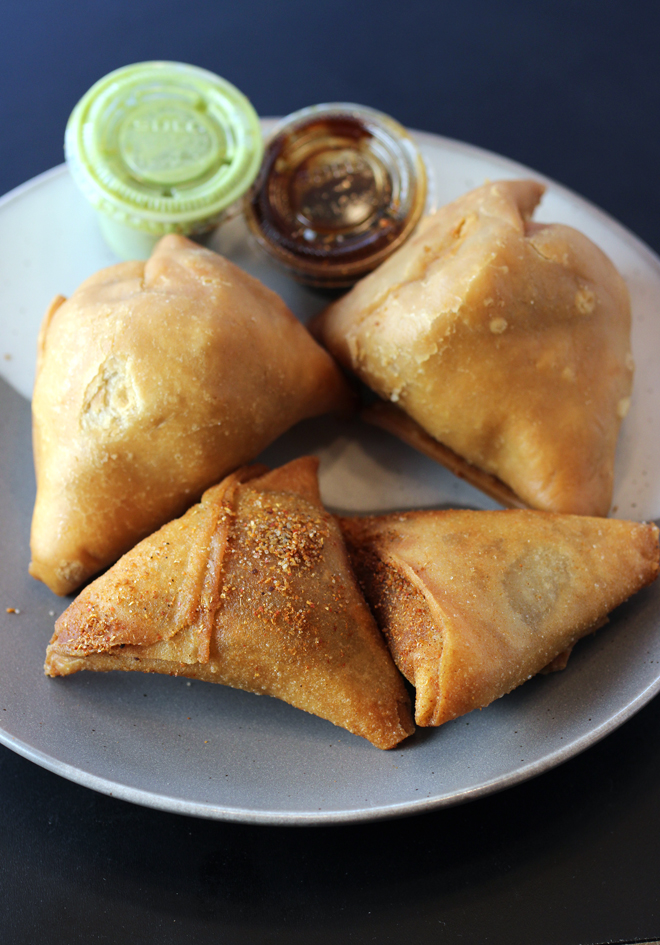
[217, 488, 333, 639]
[341, 525, 438, 682]
[242, 493, 328, 572]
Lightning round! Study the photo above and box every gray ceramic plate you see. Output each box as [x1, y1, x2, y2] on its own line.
[1, 126, 659, 825]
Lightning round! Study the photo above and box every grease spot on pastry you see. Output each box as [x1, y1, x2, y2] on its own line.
[489, 316, 508, 334]
[503, 545, 570, 628]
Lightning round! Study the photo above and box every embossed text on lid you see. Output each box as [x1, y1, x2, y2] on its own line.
[65, 61, 262, 238]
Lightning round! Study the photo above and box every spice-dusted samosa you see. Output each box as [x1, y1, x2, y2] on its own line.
[45, 458, 414, 750]
[340, 509, 659, 727]
[315, 180, 633, 516]
[31, 235, 352, 596]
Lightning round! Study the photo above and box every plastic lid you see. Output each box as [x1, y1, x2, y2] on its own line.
[65, 61, 263, 234]
[244, 103, 427, 287]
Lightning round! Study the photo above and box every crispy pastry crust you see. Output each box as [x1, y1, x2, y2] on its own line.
[30, 235, 353, 595]
[339, 509, 659, 727]
[45, 458, 414, 750]
[315, 180, 633, 516]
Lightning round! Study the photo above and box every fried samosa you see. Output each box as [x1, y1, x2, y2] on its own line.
[45, 457, 414, 750]
[315, 180, 633, 516]
[339, 509, 659, 727]
[31, 235, 352, 596]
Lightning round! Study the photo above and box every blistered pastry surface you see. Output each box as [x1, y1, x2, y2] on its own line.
[29, 235, 351, 595]
[46, 458, 414, 749]
[341, 509, 659, 726]
[317, 180, 633, 516]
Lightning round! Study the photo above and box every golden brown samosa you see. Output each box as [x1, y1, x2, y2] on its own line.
[45, 458, 414, 750]
[340, 509, 659, 727]
[31, 235, 352, 596]
[315, 180, 633, 516]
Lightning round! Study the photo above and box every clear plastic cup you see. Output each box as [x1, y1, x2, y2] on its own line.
[244, 103, 427, 287]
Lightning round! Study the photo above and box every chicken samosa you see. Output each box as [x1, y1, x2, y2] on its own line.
[31, 235, 352, 596]
[340, 509, 659, 727]
[315, 180, 633, 516]
[45, 457, 414, 750]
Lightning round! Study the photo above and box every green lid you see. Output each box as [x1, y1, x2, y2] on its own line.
[65, 61, 263, 255]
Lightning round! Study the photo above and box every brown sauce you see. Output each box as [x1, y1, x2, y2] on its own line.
[244, 107, 426, 287]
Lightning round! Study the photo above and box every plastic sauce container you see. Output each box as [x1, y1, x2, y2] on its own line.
[65, 61, 263, 259]
[244, 103, 427, 288]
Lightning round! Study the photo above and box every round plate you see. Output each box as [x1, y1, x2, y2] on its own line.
[1, 123, 659, 825]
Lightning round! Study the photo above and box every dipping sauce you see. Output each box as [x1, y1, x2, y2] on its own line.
[65, 61, 263, 260]
[244, 103, 427, 287]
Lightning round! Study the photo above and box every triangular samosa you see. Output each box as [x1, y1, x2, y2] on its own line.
[315, 180, 633, 516]
[339, 509, 658, 726]
[31, 235, 352, 596]
[45, 458, 414, 750]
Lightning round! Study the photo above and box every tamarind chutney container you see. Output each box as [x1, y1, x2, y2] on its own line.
[244, 103, 427, 288]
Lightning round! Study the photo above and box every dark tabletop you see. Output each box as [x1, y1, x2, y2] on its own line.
[2, 1, 660, 942]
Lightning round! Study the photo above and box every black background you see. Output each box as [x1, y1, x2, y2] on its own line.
[2, 1, 660, 942]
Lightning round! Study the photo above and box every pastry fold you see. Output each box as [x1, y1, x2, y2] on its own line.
[315, 180, 633, 516]
[30, 235, 352, 595]
[339, 509, 659, 727]
[45, 457, 414, 750]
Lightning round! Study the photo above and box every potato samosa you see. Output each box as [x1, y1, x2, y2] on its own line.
[30, 235, 352, 595]
[45, 458, 414, 750]
[340, 509, 659, 727]
[315, 180, 633, 516]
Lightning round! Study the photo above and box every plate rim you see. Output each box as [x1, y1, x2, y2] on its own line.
[3, 663, 660, 825]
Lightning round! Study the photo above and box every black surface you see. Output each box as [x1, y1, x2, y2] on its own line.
[2, 1, 660, 942]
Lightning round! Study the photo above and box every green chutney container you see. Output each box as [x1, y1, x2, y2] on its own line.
[65, 61, 264, 259]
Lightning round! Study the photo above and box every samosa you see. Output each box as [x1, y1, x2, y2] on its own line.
[45, 458, 414, 750]
[315, 180, 633, 516]
[340, 509, 659, 727]
[30, 235, 352, 596]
